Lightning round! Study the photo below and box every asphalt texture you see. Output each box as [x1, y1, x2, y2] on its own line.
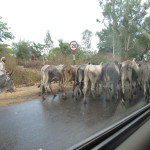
[0, 91, 147, 150]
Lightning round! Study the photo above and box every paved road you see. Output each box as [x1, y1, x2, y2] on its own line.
[0, 92, 147, 150]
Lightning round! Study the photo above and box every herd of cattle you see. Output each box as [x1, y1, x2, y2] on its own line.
[0, 59, 150, 104]
[38, 59, 150, 104]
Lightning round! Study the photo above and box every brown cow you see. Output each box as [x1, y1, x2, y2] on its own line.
[62, 65, 77, 98]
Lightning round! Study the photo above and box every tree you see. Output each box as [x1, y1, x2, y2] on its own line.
[58, 39, 74, 55]
[12, 40, 31, 60]
[82, 29, 92, 50]
[0, 16, 14, 42]
[96, 28, 113, 53]
[48, 39, 86, 60]
[32, 42, 44, 59]
[58, 39, 63, 54]
[97, 0, 150, 58]
[44, 30, 53, 55]
[58, 39, 71, 55]
[12, 40, 42, 60]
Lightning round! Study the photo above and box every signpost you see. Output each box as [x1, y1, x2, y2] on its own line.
[69, 41, 78, 65]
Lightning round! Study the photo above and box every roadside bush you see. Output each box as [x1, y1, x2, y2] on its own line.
[24, 60, 43, 70]
[47, 52, 88, 65]
[12, 66, 40, 87]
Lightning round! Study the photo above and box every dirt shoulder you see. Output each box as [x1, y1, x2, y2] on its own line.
[0, 84, 72, 106]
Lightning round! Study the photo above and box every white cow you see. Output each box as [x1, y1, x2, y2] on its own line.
[139, 62, 150, 101]
[83, 64, 103, 104]
[121, 59, 140, 102]
[39, 65, 63, 100]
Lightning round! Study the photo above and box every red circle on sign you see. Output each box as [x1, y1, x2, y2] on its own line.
[69, 41, 78, 51]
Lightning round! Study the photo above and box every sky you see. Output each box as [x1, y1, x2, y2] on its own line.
[0, 0, 104, 51]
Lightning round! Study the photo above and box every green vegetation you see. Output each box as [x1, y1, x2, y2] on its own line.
[96, 0, 150, 58]
[82, 29, 92, 51]
[12, 40, 42, 61]
[0, 16, 14, 42]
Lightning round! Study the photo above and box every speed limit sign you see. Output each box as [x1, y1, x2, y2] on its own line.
[69, 41, 78, 51]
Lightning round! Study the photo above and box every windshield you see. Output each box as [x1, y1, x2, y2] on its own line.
[0, 0, 150, 150]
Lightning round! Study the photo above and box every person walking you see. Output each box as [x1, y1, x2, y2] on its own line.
[0, 57, 6, 75]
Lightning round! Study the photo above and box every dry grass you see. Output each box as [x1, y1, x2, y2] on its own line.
[12, 66, 41, 87]
[0, 86, 39, 106]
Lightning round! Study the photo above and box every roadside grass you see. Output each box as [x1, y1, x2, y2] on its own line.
[12, 66, 41, 87]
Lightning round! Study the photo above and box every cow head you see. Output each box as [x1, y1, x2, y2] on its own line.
[5, 72, 16, 92]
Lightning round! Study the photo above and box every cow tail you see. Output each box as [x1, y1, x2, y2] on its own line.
[75, 69, 79, 86]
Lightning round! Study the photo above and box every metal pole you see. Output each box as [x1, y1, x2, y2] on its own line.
[73, 54, 75, 65]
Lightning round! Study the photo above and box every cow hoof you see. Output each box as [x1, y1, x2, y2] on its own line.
[121, 99, 125, 104]
[42, 98, 46, 102]
[84, 101, 87, 105]
[62, 95, 67, 100]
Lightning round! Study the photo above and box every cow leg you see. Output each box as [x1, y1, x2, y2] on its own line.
[130, 81, 134, 99]
[121, 79, 125, 102]
[115, 84, 120, 100]
[41, 85, 46, 101]
[147, 83, 150, 96]
[72, 81, 76, 97]
[110, 84, 115, 99]
[62, 81, 67, 98]
[58, 81, 63, 92]
[144, 83, 147, 99]
[49, 84, 55, 96]
[74, 84, 80, 100]
[91, 82, 96, 99]
[80, 83, 84, 96]
[83, 80, 89, 104]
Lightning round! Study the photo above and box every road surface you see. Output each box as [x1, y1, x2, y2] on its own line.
[0, 92, 147, 150]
